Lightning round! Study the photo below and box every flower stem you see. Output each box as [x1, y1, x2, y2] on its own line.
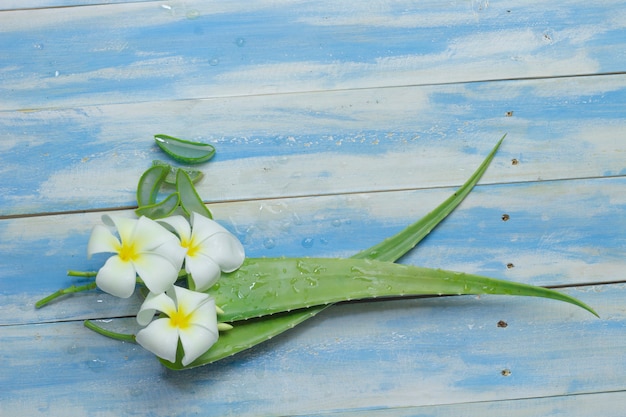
[35, 282, 98, 308]
[84, 320, 136, 343]
[67, 270, 97, 277]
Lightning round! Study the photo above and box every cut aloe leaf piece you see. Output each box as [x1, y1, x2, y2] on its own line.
[155, 134, 216, 164]
[135, 192, 180, 219]
[176, 169, 213, 219]
[136, 165, 169, 206]
[152, 160, 204, 186]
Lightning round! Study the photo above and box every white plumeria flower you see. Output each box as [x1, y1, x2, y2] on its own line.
[158, 212, 245, 292]
[135, 285, 218, 366]
[87, 215, 186, 298]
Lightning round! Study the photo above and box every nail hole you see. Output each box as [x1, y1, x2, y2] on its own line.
[506, 263, 514, 269]
[505, 111, 514, 117]
[497, 320, 508, 328]
[501, 369, 511, 376]
[511, 158, 519, 165]
[501, 214, 510, 221]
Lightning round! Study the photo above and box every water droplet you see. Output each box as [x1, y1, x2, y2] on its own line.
[331, 219, 342, 227]
[66, 344, 83, 355]
[54, 70, 60, 77]
[263, 238, 276, 249]
[186, 9, 200, 19]
[33, 43, 44, 50]
[296, 260, 315, 274]
[301, 237, 314, 248]
[209, 58, 219, 66]
[290, 277, 301, 293]
[305, 276, 319, 287]
[86, 358, 106, 372]
[235, 37, 246, 47]
[129, 387, 144, 397]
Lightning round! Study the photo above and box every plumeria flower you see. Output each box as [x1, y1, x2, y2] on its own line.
[158, 212, 245, 292]
[135, 285, 219, 366]
[87, 215, 186, 298]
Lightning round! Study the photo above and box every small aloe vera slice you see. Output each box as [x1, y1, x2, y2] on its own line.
[152, 160, 204, 186]
[155, 134, 216, 164]
[136, 165, 169, 206]
[135, 192, 180, 219]
[176, 169, 213, 219]
[162, 137, 508, 369]
[212, 258, 598, 321]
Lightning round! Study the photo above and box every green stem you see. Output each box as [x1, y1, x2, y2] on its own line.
[84, 320, 136, 343]
[35, 282, 98, 309]
[66, 270, 97, 277]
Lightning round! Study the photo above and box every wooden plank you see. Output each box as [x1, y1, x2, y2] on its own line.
[1, 283, 623, 416]
[3, 176, 625, 325]
[1, 74, 625, 217]
[1, 1, 625, 110]
[0, 0, 155, 12]
[299, 391, 626, 417]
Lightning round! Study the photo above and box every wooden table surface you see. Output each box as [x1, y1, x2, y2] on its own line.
[1, 1, 625, 416]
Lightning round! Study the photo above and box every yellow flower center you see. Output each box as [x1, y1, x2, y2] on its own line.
[181, 236, 200, 258]
[117, 241, 138, 262]
[168, 306, 192, 329]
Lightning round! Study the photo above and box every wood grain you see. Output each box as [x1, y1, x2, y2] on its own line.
[0, 1, 624, 416]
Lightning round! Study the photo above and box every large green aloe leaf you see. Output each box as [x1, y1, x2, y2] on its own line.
[162, 136, 529, 369]
[209, 257, 596, 323]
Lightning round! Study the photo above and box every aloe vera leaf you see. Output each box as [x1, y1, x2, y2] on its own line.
[212, 257, 598, 321]
[176, 169, 213, 219]
[152, 160, 204, 186]
[155, 134, 216, 164]
[354, 134, 506, 262]
[135, 192, 180, 219]
[160, 310, 318, 370]
[136, 165, 169, 206]
[162, 138, 508, 369]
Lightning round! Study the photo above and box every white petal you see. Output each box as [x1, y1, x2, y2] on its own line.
[135, 318, 180, 363]
[95, 256, 137, 298]
[102, 215, 138, 245]
[200, 232, 246, 272]
[153, 238, 187, 270]
[176, 293, 218, 366]
[133, 253, 180, 294]
[179, 324, 218, 366]
[136, 291, 176, 326]
[172, 285, 213, 311]
[191, 213, 231, 242]
[192, 294, 218, 325]
[158, 215, 192, 242]
[133, 216, 180, 252]
[87, 224, 121, 257]
[185, 255, 221, 292]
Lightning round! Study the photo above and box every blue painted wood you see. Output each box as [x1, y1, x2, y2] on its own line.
[3, 176, 625, 326]
[299, 392, 626, 417]
[1, 74, 626, 217]
[1, 1, 625, 110]
[0, 0, 154, 12]
[1, 1, 625, 415]
[1, 285, 624, 416]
